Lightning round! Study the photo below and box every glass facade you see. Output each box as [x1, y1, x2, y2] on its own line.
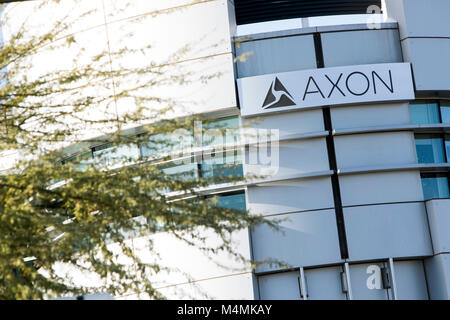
[63, 116, 242, 182]
[410, 102, 440, 124]
[410, 100, 450, 124]
[440, 101, 450, 123]
[415, 134, 446, 163]
[216, 192, 246, 211]
[446, 134, 450, 161]
[421, 174, 450, 200]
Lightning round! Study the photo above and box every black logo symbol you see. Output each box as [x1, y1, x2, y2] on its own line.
[262, 77, 296, 109]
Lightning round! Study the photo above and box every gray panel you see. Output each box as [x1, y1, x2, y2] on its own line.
[344, 203, 432, 261]
[395, 260, 428, 300]
[304, 266, 347, 300]
[331, 103, 411, 130]
[241, 109, 324, 138]
[251, 210, 342, 272]
[322, 29, 402, 68]
[349, 263, 389, 300]
[245, 138, 330, 180]
[426, 199, 450, 254]
[385, 0, 450, 39]
[340, 171, 424, 206]
[246, 177, 334, 216]
[402, 38, 450, 92]
[258, 271, 300, 300]
[236, 35, 316, 78]
[424, 254, 450, 300]
[335, 132, 417, 169]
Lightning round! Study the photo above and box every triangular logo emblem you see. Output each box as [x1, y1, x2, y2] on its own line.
[262, 77, 296, 109]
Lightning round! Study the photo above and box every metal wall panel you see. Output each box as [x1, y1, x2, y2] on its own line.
[425, 199, 450, 255]
[334, 132, 417, 169]
[349, 262, 389, 300]
[401, 38, 450, 92]
[385, 0, 450, 92]
[244, 138, 330, 180]
[251, 209, 342, 272]
[321, 29, 403, 68]
[236, 35, 316, 78]
[331, 103, 411, 130]
[258, 271, 301, 300]
[246, 177, 335, 216]
[304, 266, 347, 300]
[241, 108, 324, 137]
[340, 171, 424, 206]
[344, 203, 432, 261]
[395, 260, 429, 300]
[424, 254, 450, 300]
[385, 0, 450, 39]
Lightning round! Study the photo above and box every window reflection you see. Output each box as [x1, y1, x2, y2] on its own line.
[421, 174, 450, 200]
[93, 143, 140, 167]
[64, 150, 94, 171]
[215, 192, 246, 211]
[410, 102, 440, 124]
[415, 134, 446, 164]
[202, 150, 243, 182]
[440, 101, 450, 123]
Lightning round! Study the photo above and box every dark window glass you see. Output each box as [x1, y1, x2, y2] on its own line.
[421, 174, 450, 200]
[446, 134, 450, 163]
[415, 134, 446, 164]
[440, 100, 450, 123]
[410, 102, 440, 124]
[216, 192, 246, 211]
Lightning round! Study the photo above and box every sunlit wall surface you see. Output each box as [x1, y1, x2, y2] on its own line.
[1, 0, 237, 140]
[3, 0, 450, 300]
[1, 0, 252, 300]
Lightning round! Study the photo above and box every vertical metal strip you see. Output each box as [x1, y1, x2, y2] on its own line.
[389, 258, 398, 300]
[314, 32, 349, 259]
[344, 262, 353, 300]
[299, 267, 308, 300]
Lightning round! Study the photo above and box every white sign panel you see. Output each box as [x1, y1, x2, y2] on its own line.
[237, 63, 415, 117]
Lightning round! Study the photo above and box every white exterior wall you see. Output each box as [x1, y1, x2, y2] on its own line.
[1, 0, 249, 300]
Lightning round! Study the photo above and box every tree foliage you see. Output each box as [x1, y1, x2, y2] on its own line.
[0, 0, 275, 299]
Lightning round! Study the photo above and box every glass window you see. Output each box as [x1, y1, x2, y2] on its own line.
[216, 192, 246, 211]
[161, 159, 199, 181]
[204, 116, 239, 130]
[440, 100, 450, 123]
[415, 134, 446, 163]
[93, 143, 140, 167]
[140, 116, 239, 157]
[446, 134, 450, 162]
[140, 132, 193, 158]
[201, 150, 243, 182]
[64, 150, 94, 171]
[421, 174, 450, 200]
[410, 102, 440, 124]
[202, 116, 239, 147]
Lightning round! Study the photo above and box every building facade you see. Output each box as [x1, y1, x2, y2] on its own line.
[2, 0, 450, 300]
